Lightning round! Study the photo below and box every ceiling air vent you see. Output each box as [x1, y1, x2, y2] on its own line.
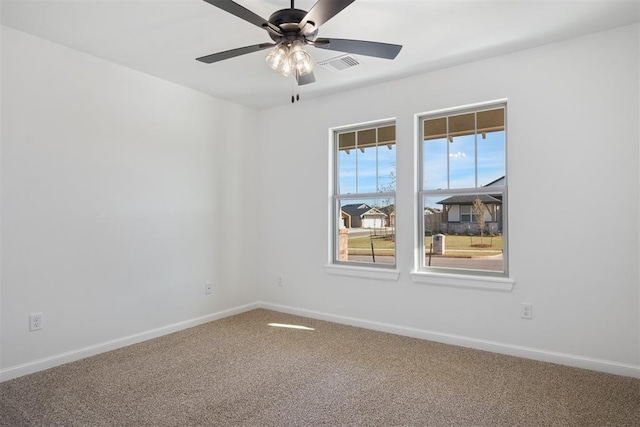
[318, 54, 360, 72]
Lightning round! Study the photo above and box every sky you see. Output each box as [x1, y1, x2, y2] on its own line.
[338, 143, 396, 195]
[423, 130, 505, 191]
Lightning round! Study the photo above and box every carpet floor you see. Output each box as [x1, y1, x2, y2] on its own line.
[1, 308, 639, 426]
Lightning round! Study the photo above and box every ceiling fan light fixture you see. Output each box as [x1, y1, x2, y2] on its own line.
[265, 43, 290, 72]
[266, 40, 314, 78]
[280, 53, 295, 77]
[287, 40, 314, 76]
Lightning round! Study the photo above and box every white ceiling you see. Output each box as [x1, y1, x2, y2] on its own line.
[2, 0, 639, 110]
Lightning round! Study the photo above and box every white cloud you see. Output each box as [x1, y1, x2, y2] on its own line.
[449, 151, 467, 158]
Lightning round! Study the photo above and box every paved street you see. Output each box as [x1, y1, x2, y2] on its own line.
[426, 254, 503, 271]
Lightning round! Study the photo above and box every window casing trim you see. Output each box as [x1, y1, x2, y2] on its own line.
[325, 264, 401, 281]
[414, 98, 509, 124]
[416, 99, 510, 279]
[330, 118, 397, 269]
[410, 270, 514, 291]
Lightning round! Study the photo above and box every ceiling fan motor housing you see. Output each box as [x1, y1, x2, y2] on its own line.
[268, 8, 318, 42]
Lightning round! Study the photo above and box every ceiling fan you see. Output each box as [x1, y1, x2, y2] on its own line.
[196, 0, 403, 88]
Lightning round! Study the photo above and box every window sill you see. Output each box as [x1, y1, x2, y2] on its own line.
[325, 264, 400, 281]
[410, 271, 514, 291]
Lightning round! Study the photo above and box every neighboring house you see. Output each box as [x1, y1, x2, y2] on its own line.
[380, 205, 395, 227]
[341, 203, 388, 228]
[436, 176, 504, 234]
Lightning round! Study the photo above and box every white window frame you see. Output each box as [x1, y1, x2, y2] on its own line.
[325, 119, 400, 280]
[412, 100, 514, 291]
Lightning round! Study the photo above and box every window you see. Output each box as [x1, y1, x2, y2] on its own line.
[461, 205, 482, 223]
[418, 102, 507, 276]
[331, 121, 396, 268]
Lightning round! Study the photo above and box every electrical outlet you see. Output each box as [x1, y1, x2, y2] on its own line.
[29, 313, 43, 331]
[520, 303, 533, 319]
[205, 283, 213, 295]
[277, 276, 284, 288]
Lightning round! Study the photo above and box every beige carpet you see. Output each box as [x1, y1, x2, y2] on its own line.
[1, 309, 639, 426]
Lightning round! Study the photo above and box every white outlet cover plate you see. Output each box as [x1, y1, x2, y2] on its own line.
[29, 313, 43, 331]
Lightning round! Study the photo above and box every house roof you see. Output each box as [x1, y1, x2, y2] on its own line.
[483, 176, 506, 187]
[437, 194, 502, 205]
[341, 203, 387, 218]
[341, 203, 371, 217]
[379, 205, 395, 216]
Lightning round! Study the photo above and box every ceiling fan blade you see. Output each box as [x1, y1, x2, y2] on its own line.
[300, 0, 355, 30]
[196, 43, 275, 64]
[202, 0, 280, 34]
[296, 72, 316, 86]
[313, 38, 402, 60]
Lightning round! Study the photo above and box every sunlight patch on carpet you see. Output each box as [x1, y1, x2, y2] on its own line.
[268, 323, 315, 331]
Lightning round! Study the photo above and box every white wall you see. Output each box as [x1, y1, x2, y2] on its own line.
[257, 25, 640, 372]
[1, 27, 259, 376]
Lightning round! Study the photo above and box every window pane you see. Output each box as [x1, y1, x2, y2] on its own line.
[338, 137, 356, 194]
[338, 198, 395, 265]
[477, 108, 504, 135]
[478, 130, 505, 187]
[356, 144, 377, 193]
[378, 125, 396, 145]
[423, 194, 446, 235]
[448, 112, 476, 139]
[449, 133, 476, 189]
[423, 136, 448, 190]
[338, 131, 356, 150]
[423, 192, 504, 273]
[460, 205, 472, 222]
[378, 142, 396, 192]
[357, 128, 377, 148]
[477, 108, 505, 187]
[448, 111, 477, 189]
[424, 116, 447, 140]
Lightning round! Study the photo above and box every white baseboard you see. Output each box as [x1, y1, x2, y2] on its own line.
[259, 302, 640, 379]
[0, 303, 259, 382]
[4, 301, 638, 382]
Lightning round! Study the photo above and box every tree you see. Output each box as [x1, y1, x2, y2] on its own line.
[379, 169, 396, 224]
[472, 197, 487, 246]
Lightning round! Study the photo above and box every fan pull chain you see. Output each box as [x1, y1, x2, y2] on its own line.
[290, 75, 301, 103]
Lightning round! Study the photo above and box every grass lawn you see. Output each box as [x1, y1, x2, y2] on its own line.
[426, 234, 503, 257]
[347, 233, 503, 258]
[347, 235, 395, 255]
